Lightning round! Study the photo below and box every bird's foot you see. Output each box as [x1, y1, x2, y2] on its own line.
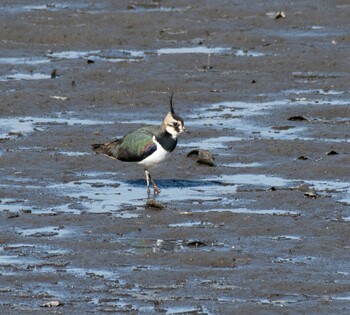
[153, 184, 161, 195]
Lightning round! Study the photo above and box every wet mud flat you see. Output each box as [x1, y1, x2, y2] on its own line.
[0, 0, 350, 314]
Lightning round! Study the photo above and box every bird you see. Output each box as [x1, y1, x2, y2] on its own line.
[91, 93, 186, 195]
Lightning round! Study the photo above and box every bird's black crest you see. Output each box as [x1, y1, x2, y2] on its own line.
[169, 92, 175, 114]
[169, 92, 184, 125]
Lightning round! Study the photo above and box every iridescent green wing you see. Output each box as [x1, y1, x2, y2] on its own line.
[117, 125, 158, 162]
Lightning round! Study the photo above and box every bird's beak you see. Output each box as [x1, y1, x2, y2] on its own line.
[182, 127, 190, 134]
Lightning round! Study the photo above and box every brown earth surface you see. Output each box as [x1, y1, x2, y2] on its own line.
[0, 1, 349, 314]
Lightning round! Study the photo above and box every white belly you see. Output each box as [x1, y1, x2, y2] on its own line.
[138, 137, 170, 168]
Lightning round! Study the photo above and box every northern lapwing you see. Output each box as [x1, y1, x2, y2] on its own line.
[92, 93, 186, 194]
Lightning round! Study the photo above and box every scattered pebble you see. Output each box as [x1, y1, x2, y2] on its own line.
[275, 11, 286, 19]
[187, 149, 215, 167]
[185, 240, 207, 247]
[304, 190, 318, 199]
[7, 131, 23, 137]
[145, 199, 165, 210]
[288, 116, 308, 121]
[292, 184, 312, 192]
[326, 150, 339, 155]
[51, 69, 57, 78]
[7, 211, 19, 219]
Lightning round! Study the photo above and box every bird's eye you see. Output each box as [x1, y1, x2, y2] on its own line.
[173, 122, 178, 127]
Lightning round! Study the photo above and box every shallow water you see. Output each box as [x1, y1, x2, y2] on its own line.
[1, 171, 348, 216]
[0, 72, 52, 81]
[0, 114, 113, 139]
[188, 98, 350, 144]
[16, 226, 72, 238]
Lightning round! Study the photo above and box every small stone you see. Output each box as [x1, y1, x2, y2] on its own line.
[51, 69, 57, 78]
[275, 11, 286, 19]
[7, 212, 19, 219]
[288, 116, 308, 121]
[8, 131, 23, 137]
[304, 190, 318, 199]
[298, 156, 309, 160]
[326, 150, 339, 155]
[146, 199, 165, 210]
[292, 184, 312, 192]
[185, 240, 207, 247]
[187, 149, 215, 167]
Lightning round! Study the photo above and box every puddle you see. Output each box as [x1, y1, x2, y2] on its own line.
[1, 172, 347, 217]
[46, 176, 237, 214]
[181, 136, 243, 150]
[3, 2, 189, 15]
[0, 254, 42, 267]
[4, 3, 98, 13]
[306, 180, 350, 203]
[123, 238, 226, 255]
[189, 99, 349, 144]
[124, 5, 188, 13]
[127, 239, 183, 254]
[165, 306, 210, 315]
[0, 72, 52, 81]
[338, 197, 350, 206]
[331, 295, 350, 302]
[306, 180, 350, 193]
[45, 46, 263, 62]
[0, 114, 113, 139]
[271, 235, 303, 241]
[0, 198, 31, 212]
[235, 49, 265, 57]
[218, 295, 303, 306]
[56, 151, 90, 157]
[217, 174, 292, 187]
[0, 46, 264, 71]
[168, 221, 214, 228]
[283, 89, 345, 96]
[47, 50, 101, 60]
[292, 72, 345, 80]
[264, 28, 346, 38]
[0, 57, 49, 65]
[16, 226, 71, 238]
[197, 208, 300, 216]
[66, 267, 120, 281]
[221, 162, 262, 168]
[274, 256, 317, 264]
[156, 46, 231, 55]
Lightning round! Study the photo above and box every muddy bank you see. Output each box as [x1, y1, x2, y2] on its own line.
[0, 1, 349, 314]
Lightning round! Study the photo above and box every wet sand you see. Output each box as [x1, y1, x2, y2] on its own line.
[0, 1, 350, 314]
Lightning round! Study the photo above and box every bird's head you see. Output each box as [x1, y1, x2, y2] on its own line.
[163, 93, 186, 138]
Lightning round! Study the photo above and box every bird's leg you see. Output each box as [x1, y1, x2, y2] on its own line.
[148, 171, 161, 195]
[144, 169, 151, 195]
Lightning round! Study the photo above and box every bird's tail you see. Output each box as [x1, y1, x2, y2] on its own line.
[91, 139, 122, 159]
[91, 143, 107, 154]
